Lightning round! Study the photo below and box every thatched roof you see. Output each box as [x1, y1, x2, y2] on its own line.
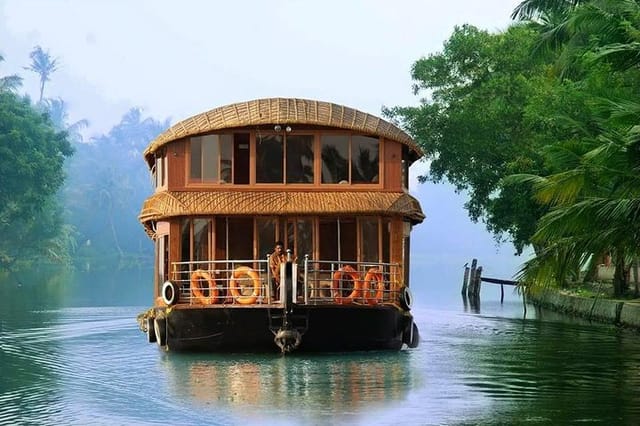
[143, 98, 422, 166]
[139, 190, 425, 237]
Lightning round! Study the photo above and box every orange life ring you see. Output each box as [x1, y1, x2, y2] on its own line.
[230, 266, 261, 305]
[190, 270, 219, 305]
[332, 265, 362, 304]
[363, 268, 385, 305]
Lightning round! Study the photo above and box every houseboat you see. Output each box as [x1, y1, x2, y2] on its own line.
[137, 98, 424, 353]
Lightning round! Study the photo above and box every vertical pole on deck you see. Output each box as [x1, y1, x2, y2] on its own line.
[266, 254, 272, 303]
[501, 284, 504, 304]
[304, 254, 309, 304]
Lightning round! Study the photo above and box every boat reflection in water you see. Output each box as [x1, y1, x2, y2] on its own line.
[161, 351, 417, 421]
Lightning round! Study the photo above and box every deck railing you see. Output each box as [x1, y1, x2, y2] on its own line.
[169, 257, 403, 306]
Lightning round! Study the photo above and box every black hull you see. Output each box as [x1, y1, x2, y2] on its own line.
[155, 304, 416, 353]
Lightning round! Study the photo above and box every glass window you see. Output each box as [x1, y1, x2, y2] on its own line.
[382, 219, 390, 264]
[201, 135, 219, 181]
[321, 135, 349, 183]
[220, 135, 233, 183]
[285, 218, 313, 259]
[228, 218, 254, 260]
[296, 219, 313, 259]
[190, 134, 244, 184]
[351, 135, 379, 184]
[360, 217, 379, 263]
[339, 218, 357, 262]
[193, 219, 210, 263]
[233, 133, 250, 184]
[215, 218, 227, 261]
[256, 134, 283, 183]
[286, 135, 314, 183]
[319, 219, 338, 262]
[190, 138, 202, 180]
[257, 218, 277, 259]
[156, 156, 163, 187]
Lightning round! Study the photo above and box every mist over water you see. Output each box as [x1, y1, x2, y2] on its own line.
[1, 267, 639, 425]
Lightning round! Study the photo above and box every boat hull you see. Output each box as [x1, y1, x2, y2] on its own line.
[154, 304, 415, 353]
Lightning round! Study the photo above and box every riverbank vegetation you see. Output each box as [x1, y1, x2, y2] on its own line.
[388, 0, 640, 297]
[1, 47, 168, 272]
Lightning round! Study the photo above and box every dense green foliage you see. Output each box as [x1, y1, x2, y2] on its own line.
[510, 0, 640, 296]
[385, 24, 586, 253]
[392, 0, 640, 296]
[0, 91, 73, 268]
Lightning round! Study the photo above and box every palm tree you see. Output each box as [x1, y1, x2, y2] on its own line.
[43, 97, 89, 143]
[25, 46, 59, 103]
[514, 0, 640, 72]
[512, 0, 586, 21]
[0, 53, 22, 92]
[511, 118, 640, 296]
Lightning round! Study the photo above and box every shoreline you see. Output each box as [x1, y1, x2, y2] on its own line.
[528, 289, 640, 331]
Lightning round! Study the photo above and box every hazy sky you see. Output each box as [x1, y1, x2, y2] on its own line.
[0, 1, 527, 287]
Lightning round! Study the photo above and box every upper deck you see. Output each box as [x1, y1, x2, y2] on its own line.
[139, 98, 425, 236]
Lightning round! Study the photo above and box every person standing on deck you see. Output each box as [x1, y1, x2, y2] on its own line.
[269, 241, 286, 299]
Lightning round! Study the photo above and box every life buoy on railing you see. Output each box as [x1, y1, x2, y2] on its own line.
[364, 268, 385, 305]
[230, 266, 261, 305]
[332, 265, 362, 304]
[190, 270, 219, 305]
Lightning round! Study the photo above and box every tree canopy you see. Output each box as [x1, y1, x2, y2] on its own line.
[0, 90, 73, 268]
[391, 0, 640, 296]
[386, 24, 568, 253]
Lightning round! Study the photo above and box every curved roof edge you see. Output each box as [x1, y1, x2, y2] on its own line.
[139, 190, 425, 238]
[143, 97, 423, 164]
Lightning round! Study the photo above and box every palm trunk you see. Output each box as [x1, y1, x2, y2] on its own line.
[612, 249, 628, 298]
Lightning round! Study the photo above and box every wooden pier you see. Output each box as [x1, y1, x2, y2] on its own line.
[461, 258, 526, 315]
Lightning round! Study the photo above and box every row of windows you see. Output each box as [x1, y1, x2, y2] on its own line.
[179, 216, 391, 265]
[187, 132, 380, 185]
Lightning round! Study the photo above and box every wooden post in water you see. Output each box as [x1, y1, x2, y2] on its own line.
[462, 265, 470, 296]
[474, 266, 483, 299]
[500, 284, 504, 304]
[467, 259, 477, 299]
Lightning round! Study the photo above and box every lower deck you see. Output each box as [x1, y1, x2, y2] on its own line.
[145, 303, 419, 353]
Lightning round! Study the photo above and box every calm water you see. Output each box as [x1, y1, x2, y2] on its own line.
[1, 267, 640, 425]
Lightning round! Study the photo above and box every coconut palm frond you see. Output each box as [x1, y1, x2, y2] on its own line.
[541, 141, 585, 171]
[516, 238, 591, 290]
[600, 97, 640, 122]
[535, 169, 586, 205]
[0, 75, 22, 92]
[593, 42, 640, 61]
[501, 173, 547, 187]
[512, 0, 585, 21]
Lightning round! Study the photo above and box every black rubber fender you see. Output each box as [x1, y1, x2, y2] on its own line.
[146, 316, 156, 343]
[399, 286, 413, 311]
[161, 281, 179, 306]
[408, 322, 420, 348]
[154, 316, 167, 346]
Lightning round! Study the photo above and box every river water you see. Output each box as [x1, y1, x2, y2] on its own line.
[1, 267, 639, 425]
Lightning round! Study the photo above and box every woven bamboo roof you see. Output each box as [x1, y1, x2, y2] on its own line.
[143, 98, 423, 165]
[139, 190, 425, 237]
